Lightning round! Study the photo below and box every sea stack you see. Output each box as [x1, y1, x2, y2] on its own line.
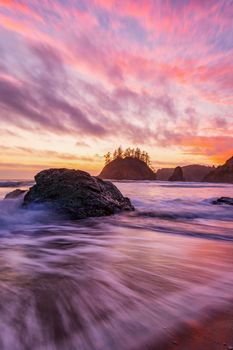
[203, 156, 233, 183]
[99, 147, 156, 180]
[168, 166, 185, 182]
[212, 197, 233, 206]
[99, 157, 156, 180]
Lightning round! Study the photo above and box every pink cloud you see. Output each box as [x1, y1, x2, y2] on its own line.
[0, 0, 42, 21]
[0, 0, 232, 167]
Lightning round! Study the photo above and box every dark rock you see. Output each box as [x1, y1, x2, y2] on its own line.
[5, 189, 27, 199]
[168, 166, 185, 181]
[156, 168, 174, 181]
[99, 157, 156, 180]
[182, 164, 214, 182]
[23, 168, 134, 219]
[203, 156, 233, 183]
[212, 197, 233, 206]
[156, 164, 212, 181]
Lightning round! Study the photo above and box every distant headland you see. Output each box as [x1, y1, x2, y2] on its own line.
[157, 164, 214, 182]
[203, 156, 233, 183]
[98, 147, 233, 183]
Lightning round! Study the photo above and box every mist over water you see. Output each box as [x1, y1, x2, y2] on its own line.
[0, 181, 233, 349]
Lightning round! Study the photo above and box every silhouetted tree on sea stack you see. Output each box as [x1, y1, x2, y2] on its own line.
[103, 147, 154, 171]
[104, 152, 111, 165]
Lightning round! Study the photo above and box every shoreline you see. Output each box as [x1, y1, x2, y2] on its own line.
[155, 307, 233, 350]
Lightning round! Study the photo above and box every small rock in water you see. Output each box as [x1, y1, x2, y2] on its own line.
[5, 189, 27, 199]
[212, 197, 233, 206]
[23, 168, 134, 219]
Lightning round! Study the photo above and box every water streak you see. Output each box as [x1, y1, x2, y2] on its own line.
[0, 181, 232, 349]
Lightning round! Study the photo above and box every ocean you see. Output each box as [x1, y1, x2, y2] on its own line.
[0, 180, 233, 349]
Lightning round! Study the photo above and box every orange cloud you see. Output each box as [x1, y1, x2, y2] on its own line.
[181, 135, 233, 164]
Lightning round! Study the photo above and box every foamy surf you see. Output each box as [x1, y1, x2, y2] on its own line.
[0, 180, 34, 188]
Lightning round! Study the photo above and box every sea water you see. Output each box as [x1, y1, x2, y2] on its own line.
[0, 180, 232, 349]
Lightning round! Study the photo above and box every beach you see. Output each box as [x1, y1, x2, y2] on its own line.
[162, 309, 233, 350]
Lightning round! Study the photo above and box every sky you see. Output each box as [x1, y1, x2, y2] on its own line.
[0, 0, 232, 178]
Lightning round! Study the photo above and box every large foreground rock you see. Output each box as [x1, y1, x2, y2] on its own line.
[212, 197, 233, 206]
[23, 168, 134, 219]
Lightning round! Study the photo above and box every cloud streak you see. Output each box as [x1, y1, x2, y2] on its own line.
[0, 42, 106, 136]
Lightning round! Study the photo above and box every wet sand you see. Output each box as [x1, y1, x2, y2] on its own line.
[159, 308, 233, 350]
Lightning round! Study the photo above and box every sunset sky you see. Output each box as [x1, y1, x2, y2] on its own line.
[0, 0, 232, 178]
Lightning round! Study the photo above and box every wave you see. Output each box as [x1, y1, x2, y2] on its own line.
[112, 179, 156, 183]
[134, 210, 198, 220]
[130, 196, 233, 221]
[0, 180, 34, 188]
[112, 216, 233, 242]
[113, 180, 232, 188]
[157, 182, 232, 188]
[0, 197, 59, 235]
[132, 207, 233, 222]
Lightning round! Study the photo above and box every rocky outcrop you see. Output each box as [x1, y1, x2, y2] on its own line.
[23, 168, 134, 219]
[156, 165, 213, 181]
[203, 156, 233, 183]
[168, 166, 185, 182]
[212, 197, 233, 206]
[99, 157, 156, 180]
[183, 165, 214, 182]
[5, 189, 27, 199]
